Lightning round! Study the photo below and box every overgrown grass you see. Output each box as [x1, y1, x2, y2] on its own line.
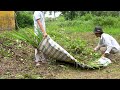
[1, 15, 120, 68]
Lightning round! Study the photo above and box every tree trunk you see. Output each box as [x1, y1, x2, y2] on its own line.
[14, 11, 20, 30]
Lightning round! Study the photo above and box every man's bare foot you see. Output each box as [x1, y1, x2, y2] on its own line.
[35, 62, 40, 66]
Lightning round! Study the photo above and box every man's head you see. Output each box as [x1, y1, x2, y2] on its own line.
[94, 26, 103, 37]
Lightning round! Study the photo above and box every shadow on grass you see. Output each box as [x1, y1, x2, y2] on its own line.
[55, 60, 107, 71]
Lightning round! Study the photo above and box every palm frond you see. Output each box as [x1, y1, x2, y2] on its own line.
[10, 28, 43, 48]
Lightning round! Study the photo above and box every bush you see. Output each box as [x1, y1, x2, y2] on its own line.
[103, 16, 118, 26]
[93, 16, 118, 27]
[62, 11, 78, 20]
[16, 12, 33, 28]
[80, 13, 93, 21]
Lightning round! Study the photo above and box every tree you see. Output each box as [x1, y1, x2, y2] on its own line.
[61, 11, 78, 20]
[14, 11, 20, 30]
[61, 11, 120, 20]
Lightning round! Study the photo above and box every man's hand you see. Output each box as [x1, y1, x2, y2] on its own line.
[101, 53, 109, 58]
[101, 54, 105, 57]
[94, 48, 97, 52]
[43, 32, 47, 38]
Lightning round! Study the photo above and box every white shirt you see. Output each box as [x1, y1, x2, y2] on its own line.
[33, 11, 46, 35]
[95, 33, 120, 53]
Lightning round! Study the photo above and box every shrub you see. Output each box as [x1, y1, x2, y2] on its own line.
[16, 12, 33, 28]
[80, 13, 93, 21]
[93, 16, 118, 27]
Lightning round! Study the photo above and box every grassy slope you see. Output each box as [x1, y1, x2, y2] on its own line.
[0, 16, 120, 78]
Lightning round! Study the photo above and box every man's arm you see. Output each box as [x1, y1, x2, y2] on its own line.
[94, 39, 101, 51]
[37, 19, 47, 38]
[102, 36, 113, 57]
[102, 46, 112, 57]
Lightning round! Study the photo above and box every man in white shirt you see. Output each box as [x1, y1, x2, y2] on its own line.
[94, 26, 120, 58]
[33, 11, 48, 66]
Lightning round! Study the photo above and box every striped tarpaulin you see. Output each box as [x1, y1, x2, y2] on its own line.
[39, 35, 76, 63]
[38, 35, 96, 69]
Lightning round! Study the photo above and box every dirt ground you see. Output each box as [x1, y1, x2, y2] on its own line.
[0, 32, 120, 79]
